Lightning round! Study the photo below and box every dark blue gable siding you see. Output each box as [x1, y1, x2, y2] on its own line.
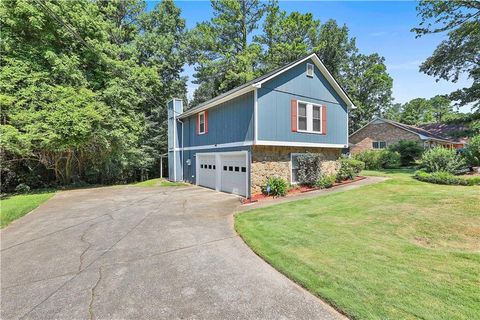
[183, 91, 254, 147]
[257, 59, 348, 145]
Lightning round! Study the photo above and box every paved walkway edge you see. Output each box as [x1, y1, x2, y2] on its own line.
[237, 176, 389, 211]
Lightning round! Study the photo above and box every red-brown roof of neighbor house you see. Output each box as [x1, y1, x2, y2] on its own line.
[417, 123, 469, 144]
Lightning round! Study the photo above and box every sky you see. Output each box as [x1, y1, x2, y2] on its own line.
[148, 1, 473, 113]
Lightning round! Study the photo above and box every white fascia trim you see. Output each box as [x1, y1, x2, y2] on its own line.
[253, 53, 356, 109]
[179, 86, 255, 119]
[175, 141, 253, 151]
[256, 140, 347, 148]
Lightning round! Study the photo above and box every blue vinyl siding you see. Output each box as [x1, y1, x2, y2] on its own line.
[257, 59, 348, 145]
[183, 92, 254, 148]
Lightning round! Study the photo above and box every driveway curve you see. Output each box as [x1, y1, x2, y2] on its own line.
[1, 185, 344, 320]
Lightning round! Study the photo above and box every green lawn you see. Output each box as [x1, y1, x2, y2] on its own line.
[235, 169, 480, 320]
[1, 191, 55, 228]
[133, 178, 186, 187]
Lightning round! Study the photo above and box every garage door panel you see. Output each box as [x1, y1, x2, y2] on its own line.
[220, 155, 247, 197]
[197, 155, 216, 190]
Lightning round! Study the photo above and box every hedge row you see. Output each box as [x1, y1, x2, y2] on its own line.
[414, 171, 480, 186]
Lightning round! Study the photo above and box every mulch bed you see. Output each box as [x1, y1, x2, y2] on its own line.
[241, 176, 366, 204]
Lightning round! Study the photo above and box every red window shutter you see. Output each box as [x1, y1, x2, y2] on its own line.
[321, 105, 327, 135]
[196, 113, 199, 135]
[291, 99, 297, 132]
[204, 111, 208, 134]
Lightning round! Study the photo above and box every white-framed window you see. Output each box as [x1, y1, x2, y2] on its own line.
[298, 102, 307, 131]
[199, 111, 205, 134]
[290, 153, 304, 184]
[306, 63, 314, 77]
[297, 101, 323, 134]
[372, 141, 386, 149]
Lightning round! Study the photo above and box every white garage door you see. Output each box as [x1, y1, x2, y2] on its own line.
[196, 151, 248, 197]
[220, 154, 247, 196]
[197, 154, 216, 190]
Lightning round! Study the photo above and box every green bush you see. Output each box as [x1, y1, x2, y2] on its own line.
[297, 153, 322, 186]
[463, 134, 480, 166]
[337, 159, 365, 181]
[15, 183, 31, 194]
[315, 174, 336, 189]
[378, 150, 401, 169]
[262, 176, 289, 197]
[388, 140, 424, 166]
[353, 150, 400, 169]
[414, 171, 480, 186]
[353, 150, 381, 170]
[420, 147, 466, 174]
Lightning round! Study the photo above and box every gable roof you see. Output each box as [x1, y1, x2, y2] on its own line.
[350, 118, 455, 143]
[417, 123, 469, 143]
[179, 53, 355, 119]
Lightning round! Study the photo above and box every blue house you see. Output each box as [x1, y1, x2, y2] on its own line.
[168, 53, 355, 198]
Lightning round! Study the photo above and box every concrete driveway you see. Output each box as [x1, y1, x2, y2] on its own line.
[1, 185, 344, 320]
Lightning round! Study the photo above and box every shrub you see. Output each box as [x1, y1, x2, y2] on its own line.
[337, 159, 365, 181]
[297, 153, 322, 186]
[463, 134, 480, 166]
[262, 176, 289, 197]
[378, 150, 401, 169]
[353, 150, 381, 170]
[315, 174, 336, 189]
[15, 183, 30, 193]
[353, 150, 400, 169]
[420, 147, 466, 174]
[414, 171, 480, 186]
[389, 140, 424, 166]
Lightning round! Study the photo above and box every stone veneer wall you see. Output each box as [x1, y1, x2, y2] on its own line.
[349, 122, 422, 154]
[251, 145, 341, 194]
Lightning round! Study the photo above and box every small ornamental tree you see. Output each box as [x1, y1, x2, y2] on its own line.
[388, 140, 424, 166]
[464, 135, 480, 167]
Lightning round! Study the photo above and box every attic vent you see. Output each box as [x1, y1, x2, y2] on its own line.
[306, 63, 314, 77]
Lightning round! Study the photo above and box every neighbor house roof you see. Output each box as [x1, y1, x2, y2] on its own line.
[417, 123, 469, 144]
[179, 53, 355, 119]
[350, 118, 456, 144]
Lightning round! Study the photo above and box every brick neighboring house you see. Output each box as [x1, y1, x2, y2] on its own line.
[349, 118, 464, 154]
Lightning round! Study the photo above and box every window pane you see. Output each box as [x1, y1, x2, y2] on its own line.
[313, 106, 320, 119]
[372, 142, 378, 149]
[235, 166, 239, 172]
[291, 154, 299, 169]
[313, 119, 321, 132]
[298, 117, 307, 130]
[292, 169, 299, 183]
[380, 142, 386, 149]
[298, 103, 307, 116]
[199, 123, 205, 133]
[241, 167, 246, 172]
[229, 166, 233, 171]
[223, 166, 227, 171]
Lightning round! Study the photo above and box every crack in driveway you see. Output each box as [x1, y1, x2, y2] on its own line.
[18, 208, 158, 320]
[88, 266, 103, 320]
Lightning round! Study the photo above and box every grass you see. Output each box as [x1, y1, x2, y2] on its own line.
[1, 191, 55, 228]
[235, 169, 480, 320]
[133, 178, 186, 187]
